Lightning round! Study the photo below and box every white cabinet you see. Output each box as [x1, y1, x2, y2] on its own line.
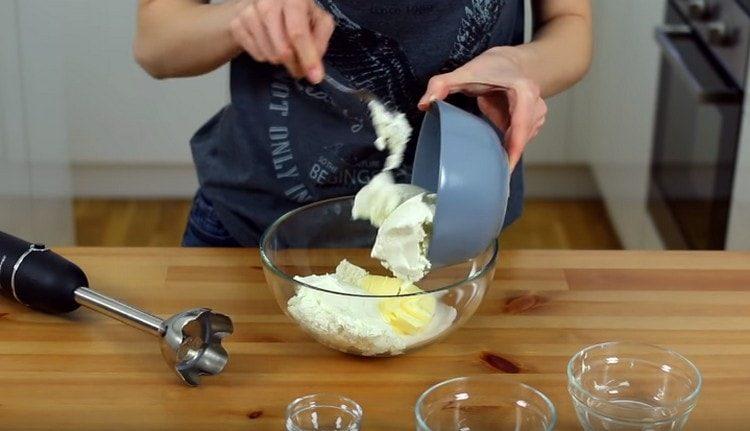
[568, 0, 667, 249]
[0, 0, 75, 246]
[524, 94, 579, 164]
[0, 0, 32, 238]
[61, 1, 228, 165]
[727, 66, 750, 250]
[521, 0, 582, 166]
[45, 1, 228, 197]
[1, 0, 34, 240]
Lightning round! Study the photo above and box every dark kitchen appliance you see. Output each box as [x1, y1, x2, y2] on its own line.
[0, 230, 233, 386]
[649, 0, 749, 249]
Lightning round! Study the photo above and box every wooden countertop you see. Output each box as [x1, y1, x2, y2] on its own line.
[1, 248, 749, 430]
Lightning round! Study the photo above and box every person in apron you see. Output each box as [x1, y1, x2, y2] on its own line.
[134, 0, 592, 247]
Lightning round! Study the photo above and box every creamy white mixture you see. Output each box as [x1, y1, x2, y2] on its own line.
[287, 261, 456, 356]
[352, 101, 436, 282]
[367, 100, 411, 171]
[371, 193, 435, 282]
[352, 171, 425, 228]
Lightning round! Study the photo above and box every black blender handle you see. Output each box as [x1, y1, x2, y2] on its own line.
[0, 231, 86, 314]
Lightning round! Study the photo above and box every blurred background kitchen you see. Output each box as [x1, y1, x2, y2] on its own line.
[2, 0, 750, 250]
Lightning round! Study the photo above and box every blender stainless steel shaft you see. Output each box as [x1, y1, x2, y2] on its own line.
[0, 231, 233, 386]
[74, 287, 164, 334]
[73, 287, 233, 386]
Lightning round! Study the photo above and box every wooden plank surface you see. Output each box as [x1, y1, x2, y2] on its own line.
[0, 248, 749, 430]
[72, 199, 622, 250]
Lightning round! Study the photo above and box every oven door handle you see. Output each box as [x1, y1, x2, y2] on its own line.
[655, 25, 742, 103]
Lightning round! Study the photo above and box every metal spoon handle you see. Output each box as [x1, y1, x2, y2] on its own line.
[74, 287, 164, 336]
[323, 74, 375, 102]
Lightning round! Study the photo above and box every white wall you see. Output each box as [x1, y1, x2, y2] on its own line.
[62, 1, 228, 165]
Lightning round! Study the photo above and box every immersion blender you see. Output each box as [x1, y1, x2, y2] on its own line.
[0, 231, 233, 386]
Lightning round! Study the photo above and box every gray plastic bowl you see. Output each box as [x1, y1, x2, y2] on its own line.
[411, 101, 510, 267]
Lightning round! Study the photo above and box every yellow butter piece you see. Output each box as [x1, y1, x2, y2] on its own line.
[361, 275, 436, 335]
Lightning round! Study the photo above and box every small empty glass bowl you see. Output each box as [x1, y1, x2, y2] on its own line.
[260, 196, 497, 357]
[286, 393, 363, 431]
[415, 376, 557, 431]
[567, 341, 702, 431]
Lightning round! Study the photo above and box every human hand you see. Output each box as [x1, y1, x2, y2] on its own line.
[229, 0, 335, 83]
[418, 47, 548, 170]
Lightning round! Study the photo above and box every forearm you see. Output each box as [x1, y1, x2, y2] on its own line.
[134, 0, 245, 78]
[504, 0, 593, 98]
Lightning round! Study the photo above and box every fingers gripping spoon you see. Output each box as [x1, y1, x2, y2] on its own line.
[0, 231, 233, 386]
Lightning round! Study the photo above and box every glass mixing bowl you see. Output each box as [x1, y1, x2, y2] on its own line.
[567, 342, 702, 431]
[415, 376, 557, 431]
[260, 196, 498, 357]
[286, 393, 363, 431]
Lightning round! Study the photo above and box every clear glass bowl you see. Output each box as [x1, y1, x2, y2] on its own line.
[415, 376, 557, 431]
[286, 393, 363, 431]
[567, 341, 702, 431]
[260, 196, 497, 357]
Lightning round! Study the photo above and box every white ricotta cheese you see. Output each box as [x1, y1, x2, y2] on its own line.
[286, 261, 456, 356]
[367, 99, 412, 171]
[371, 193, 435, 282]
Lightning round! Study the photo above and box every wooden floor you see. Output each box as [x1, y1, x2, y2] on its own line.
[74, 199, 192, 247]
[500, 200, 622, 249]
[73, 199, 622, 249]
